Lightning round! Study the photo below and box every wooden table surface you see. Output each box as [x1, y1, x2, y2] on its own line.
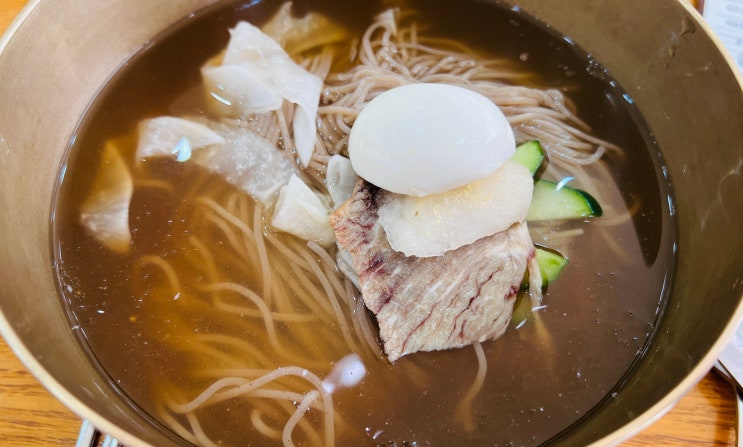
[0, 0, 738, 446]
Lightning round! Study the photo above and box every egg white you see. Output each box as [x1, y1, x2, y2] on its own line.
[348, 83, 515, 197]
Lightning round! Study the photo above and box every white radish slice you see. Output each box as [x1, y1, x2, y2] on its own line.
[261, 2, 349, 56]
[325, 155, 357, 209]
[201, 64, 283, 117]
[79, 141, 133, 254]
[205, 21, 323, 167]
[192, 123, 294, 206]
[271, 174, 334, 246]
[136, 116, 224, 161]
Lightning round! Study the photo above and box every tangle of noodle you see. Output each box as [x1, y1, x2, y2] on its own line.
[139, 5, 626, 447]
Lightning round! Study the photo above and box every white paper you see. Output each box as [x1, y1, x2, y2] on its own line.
[717, 317, 743, 386]
[703, 0, 743, 69]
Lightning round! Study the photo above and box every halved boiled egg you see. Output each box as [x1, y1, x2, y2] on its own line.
[348, 83, 515, 197]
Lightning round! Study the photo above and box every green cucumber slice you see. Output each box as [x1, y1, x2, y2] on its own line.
[520, 246, 568, 290]
[535, 246, 568, 286]
[527, 179, 602, 221]
[511, 140, 544, 176]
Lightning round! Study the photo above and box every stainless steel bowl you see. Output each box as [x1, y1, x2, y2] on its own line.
[1, 0, 742, 445]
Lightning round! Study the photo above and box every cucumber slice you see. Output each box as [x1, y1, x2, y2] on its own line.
[511, 140, 544, 176]
[527, 179, 602, 221]
[520, 246, 568, 290]
[535, 246, 568, 286]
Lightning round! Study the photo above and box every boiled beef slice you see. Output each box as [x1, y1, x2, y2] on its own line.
[329, 179, 535, 362]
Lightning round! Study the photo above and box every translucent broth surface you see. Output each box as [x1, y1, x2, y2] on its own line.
[53, 0, 675, 445]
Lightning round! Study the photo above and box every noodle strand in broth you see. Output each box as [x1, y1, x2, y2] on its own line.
[53, 1, 673, 446]
[143, 6, 623, 445]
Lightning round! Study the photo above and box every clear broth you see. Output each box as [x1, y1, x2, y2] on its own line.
[53, 0, 675, 445]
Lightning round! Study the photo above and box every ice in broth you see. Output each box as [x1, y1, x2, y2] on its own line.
[53, 0, 675, 445]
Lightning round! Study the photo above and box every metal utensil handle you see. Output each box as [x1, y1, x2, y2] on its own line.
[76, 420, 121, 447]
[76, 420, 97, 447]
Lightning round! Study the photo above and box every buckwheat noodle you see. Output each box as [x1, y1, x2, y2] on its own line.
[145, 6, 622, 447]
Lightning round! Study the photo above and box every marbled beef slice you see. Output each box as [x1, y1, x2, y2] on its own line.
[329, 180, 535, 362]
